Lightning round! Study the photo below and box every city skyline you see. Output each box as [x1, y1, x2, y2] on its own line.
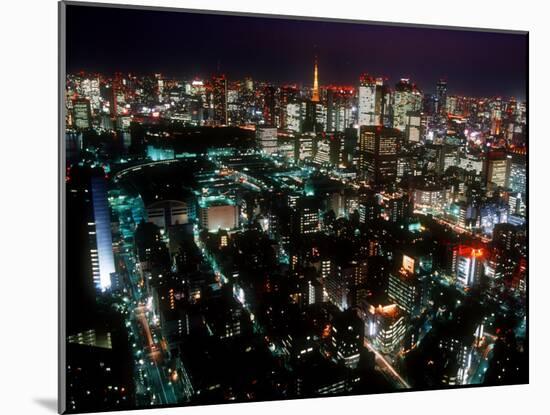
[66, 5, 527, 99]
[61, 3, 527, 414]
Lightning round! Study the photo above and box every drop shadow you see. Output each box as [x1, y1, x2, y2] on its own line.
[34, 398, 58, 413]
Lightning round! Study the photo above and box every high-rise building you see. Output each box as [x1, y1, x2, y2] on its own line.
[358, 74, 383, 127]
[295, 133, 315, 161]
[436, 79, 447, 115]
[256, 126, 278, 155]
[211, 75, 227, 125]
[294, 197, 320, 235]
[486, 152, 510, 189]
[313, 139, 331, 165]
[285, 102, 304, 133]
[89, 175, 116, 291]
[493, 223, 518, 251]
[387, 254, 430, 318]
[73, 98, 92, 130]
[455, 246, 485, 288]
[359, 126, 400, 185]
[392, 79, 422, 131]
[508, 148, 527, 194]
[386, 195, 411, 223]
[405, 111, 421, 143]
[331, 310, 364, 368]
[263, 85, 278, 126]
[365, 302, 407, 354]
[508, 192, 526, 217]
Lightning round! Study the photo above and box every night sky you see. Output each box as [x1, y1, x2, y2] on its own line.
[66, 4, 528, 99]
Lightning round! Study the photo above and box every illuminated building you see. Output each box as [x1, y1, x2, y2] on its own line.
[285, 102, 303, 132]
[295, 133, 315, 161]
[493, 223, 518, 251]
[211, 74, 227, 125]
[485, 248, 516, 287]
[199, 197, 239, 231]
[305, 278, 323, 305]
[389, 251, 431, 312]
[67, 328, 113, 349]
[73, 98, 92, 130]
[256, 126, 278, 155]
[325, 267, 349, 311]
[331, 310, 364, 368]
[508, 149, 527, 194]
[263, 85, 278, 126]
[66, 131, 83, 164]
[146, 145, 175, 161]
[478, 203, 508, 235]
[66, 341, 134, 412]
[328, 191, 345, 218]
[146, 200, 192, 230]
[326, 88, 355, 132]
[328, 133, 343, 165]
[388, 268, 418, 314]
[226, 85, 240, 124]
[359, 126, 400, 185]
[386, 195, 411, 223]
[313, 138, 331, 165]
[279, 85, 300, 129]
[365, 302, 407, 354]
[435, 78, 447, 114]
[405, 111, 421, 143]
[277, 139, 296, 160]
[89, 175, 116, 291]
[294, 197, 320, 235]
[358, 199, 380, 223]
[490, 97, 503, 135]
[413, 184, 448, 213]
[392, 79, 422, 131]
[435, 143, 458, 175]
[455, 246, 485, 288]
[358, 74, 383, 126]
[388, 268, 429, 319]
[458, 154, 484, 174]
[79, 76, 101, 110]
[303, 101, 326, 132]
[508, 192, 526, 217]
[203, 290, 243, 339]
[486, 152, 509, 189]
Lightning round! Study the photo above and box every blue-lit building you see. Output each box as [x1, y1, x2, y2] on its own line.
[90, 176, 116, 291]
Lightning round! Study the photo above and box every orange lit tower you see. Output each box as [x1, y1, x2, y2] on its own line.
[312, 57, 320, 102]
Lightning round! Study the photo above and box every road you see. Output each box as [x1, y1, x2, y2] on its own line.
[363, 339, 410, 389]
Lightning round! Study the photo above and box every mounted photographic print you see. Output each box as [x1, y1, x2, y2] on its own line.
[59, 1, 528, 413]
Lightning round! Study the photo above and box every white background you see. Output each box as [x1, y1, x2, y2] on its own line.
[0, 0, 545, 413]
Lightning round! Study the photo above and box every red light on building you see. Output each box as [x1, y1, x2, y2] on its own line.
[458, 245, 485, 259]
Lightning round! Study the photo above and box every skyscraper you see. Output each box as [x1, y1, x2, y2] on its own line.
[73, 98, 92, 130]
[436, 78, 448, 115]
[256, 126, 278, 155]
[359, 126, 400, 185]
[486, 152, 510, 190]
[392, 79, 422, 131]
[508, 148, 527, 194]
[358, 74, 383, 127]
[211, 74, 228, 125]
[455, 246, 484, 288]
[90, 175, 116, 291]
